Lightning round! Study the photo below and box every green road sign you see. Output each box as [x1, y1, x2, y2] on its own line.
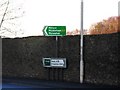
[43, 26, 66, 36]
[43, 58, 51, 67]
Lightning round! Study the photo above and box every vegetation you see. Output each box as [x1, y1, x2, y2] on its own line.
[67, 16, 120, 35]
[89, 16, 120, 35]
[0, 0, 24, 38]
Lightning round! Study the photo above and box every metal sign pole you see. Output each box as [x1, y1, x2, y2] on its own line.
[80, 0, 84, 83]
[56, 36, 58, 57]
[55, 36, 58, 80]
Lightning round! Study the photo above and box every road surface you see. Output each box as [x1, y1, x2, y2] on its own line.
[2, 77, 119, 89]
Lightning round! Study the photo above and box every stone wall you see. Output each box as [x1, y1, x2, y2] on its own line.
[2, 33, 119, 86]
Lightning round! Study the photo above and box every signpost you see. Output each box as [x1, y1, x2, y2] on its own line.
[43, 26, 66, 36]
[43, 26, 66, 68]
[42, 58, 66, 68]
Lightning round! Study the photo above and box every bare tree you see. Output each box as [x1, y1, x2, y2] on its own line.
[0, 0, 25, 38]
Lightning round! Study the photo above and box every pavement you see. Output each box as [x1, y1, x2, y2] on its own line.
[2, 77, 119, 89]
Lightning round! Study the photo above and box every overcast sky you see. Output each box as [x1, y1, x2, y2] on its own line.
[0, 0, 119, 37]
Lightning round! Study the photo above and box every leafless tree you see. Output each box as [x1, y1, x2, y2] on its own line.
[0, 0, 25, 38]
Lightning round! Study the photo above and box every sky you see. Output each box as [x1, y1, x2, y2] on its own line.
[0, 0, 119, 37]
[84, 0, 119, 28]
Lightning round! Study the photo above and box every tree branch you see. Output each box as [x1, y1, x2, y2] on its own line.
[3, 15, 23, 21]
[0, 1, 8, 8]
[1, 26, 14, 33]
[0, 0, 9, 29]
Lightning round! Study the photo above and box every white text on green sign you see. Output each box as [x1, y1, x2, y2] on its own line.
[43, 26, 66, 36]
